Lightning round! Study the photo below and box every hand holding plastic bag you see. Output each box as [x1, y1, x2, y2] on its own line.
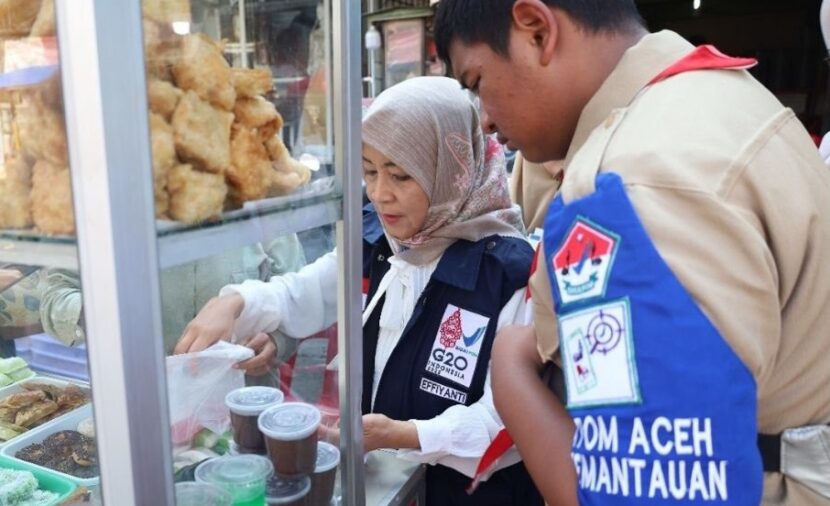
[166, 341, 254, 445]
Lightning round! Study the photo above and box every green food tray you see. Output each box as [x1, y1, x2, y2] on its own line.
[0, 455, 77, 505]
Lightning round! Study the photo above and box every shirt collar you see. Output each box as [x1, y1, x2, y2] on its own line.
[563, 31, 694, 169]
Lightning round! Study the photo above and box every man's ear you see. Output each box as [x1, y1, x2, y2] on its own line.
[512, 0, 558, 66]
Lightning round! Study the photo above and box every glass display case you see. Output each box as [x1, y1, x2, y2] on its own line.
[0, 0, 424, 503]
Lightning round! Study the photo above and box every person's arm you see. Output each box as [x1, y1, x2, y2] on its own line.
[492, 324, 578, 506]
[176, 251, 338, 354]
[39, 269, 85, 346]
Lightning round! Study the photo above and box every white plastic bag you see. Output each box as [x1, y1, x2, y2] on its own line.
[166, 341, 254, 445]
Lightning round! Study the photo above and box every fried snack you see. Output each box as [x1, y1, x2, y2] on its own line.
[234, 96, 280, 128]
[171, 91, 233, 174]
[143, 0, 191, 24]
[14, 400, 57, 427]
[173, 34, 236, 111]
[167, 164, 227, 224]
[149, 112, 176, 217]
[148, 79, 182, 120]
[16, 95, 68, 166]
[264, 135, 311, 196]
[31, 160, 75, 235]
[230, 67, 273, 98]
[0, 157, 33, 229]
[0, 0, 43, 38]
[29, 0, 54, 36]
[39, 70, 63, 110]
[144, 20, 181, 81]
[227, 125, 273, 206]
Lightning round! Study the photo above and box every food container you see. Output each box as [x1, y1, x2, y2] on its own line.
[0, 376, 90, 448]
[1, 404, 98, 487]
[265, 474, 311, 506]
[306, 442, 339, 506]
[258, 403, 320, 476]
[0, 455, 77, 506]
[195, 455, 273, 506]
[225, 387, 284, 454]
[175, 482, 234, 506]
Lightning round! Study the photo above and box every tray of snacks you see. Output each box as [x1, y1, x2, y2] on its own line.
[0, 454, 77, 506]
[2, 404, 98, 487]
[0, 376, 90, 447]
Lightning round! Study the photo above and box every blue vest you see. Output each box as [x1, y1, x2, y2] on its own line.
[543, 173, 763, 505]
[362, 207, 543, 506]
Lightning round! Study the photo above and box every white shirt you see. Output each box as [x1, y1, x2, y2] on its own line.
[222, 249, 531, 478]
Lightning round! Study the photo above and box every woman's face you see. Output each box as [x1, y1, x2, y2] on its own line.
[362, 144, 429, 241]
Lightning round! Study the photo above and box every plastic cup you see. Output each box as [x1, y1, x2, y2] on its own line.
[195, 455, 274, 506]
[175, 482, 233, 506]
[265, 474, 311, 506]
[258, 402, 321, 476]
[306, 441, 340, 506]
[226, 387, 285, 454]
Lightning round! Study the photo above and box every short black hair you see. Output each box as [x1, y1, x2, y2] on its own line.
[435, 0, 645, 66]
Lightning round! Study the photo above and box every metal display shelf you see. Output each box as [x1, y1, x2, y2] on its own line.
[365, 452, 426, 506]
[0, 194, 342, 271]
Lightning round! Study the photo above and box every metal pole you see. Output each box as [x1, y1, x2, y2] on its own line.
[333, 0, 366, 503]
[238, 0, 249, 68]
[56, 0, 173, 503]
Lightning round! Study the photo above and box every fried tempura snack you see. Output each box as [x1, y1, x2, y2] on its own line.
[148, 79, 183, 120]
[230, 67, 273, 98]
[172, 91, 233, 174]
[227, 125, 273, 206]
[0, 157, 33, 229]
[173, 34, 236, 111]
[31, 160, 75, 235]
[167, 164, 227, 224]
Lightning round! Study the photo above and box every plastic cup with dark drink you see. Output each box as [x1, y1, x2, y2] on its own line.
[265, 474, 311, 506]
[195, 455, 273, 506]
[226, 387, 285, 454]
[306, 441, 340, 506]
[258, 402, 321, 476]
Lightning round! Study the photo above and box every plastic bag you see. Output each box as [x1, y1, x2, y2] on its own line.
[166, 341, 254, 445]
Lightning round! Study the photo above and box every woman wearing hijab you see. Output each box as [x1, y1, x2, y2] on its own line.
[177, 77, 543, 505]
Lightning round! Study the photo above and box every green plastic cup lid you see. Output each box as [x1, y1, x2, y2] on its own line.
[195, 455, 273, 486]
[175, 482, 233, 506]
[265, 474, 311, 504]
[226, 387, 285, 416]
[315, 441, 340, 473]
[258, 402, 321, 441]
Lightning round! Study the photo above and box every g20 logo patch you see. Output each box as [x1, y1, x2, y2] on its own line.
[425, 304, 490, 388]
[552, 217, 620, 306]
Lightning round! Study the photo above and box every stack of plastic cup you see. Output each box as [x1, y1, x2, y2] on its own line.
[226, 387, 285, 454]
[195, 455, 274, 506]
[175, 482, 233, 506]
[258, 402, 322, 476]
[306, 442, 340, 506]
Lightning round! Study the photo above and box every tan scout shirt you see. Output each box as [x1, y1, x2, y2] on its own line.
[527, 30, 830, 505]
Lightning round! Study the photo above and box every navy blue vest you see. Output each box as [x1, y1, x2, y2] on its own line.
[362, 207, 543, 506]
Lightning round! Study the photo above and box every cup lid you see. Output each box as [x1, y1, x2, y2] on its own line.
[226, 387, 285, 416]
[175, 482, 233, 506]
[258, 402, 321, 441]
[195, 455, 274, 485]
[315, 441, 340, 473]
[265, 474, 311, 504]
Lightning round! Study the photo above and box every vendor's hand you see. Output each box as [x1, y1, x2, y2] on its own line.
[235, 333, 277, 376]
[174, 293, 245, 354]
[316, 414, 419, 453]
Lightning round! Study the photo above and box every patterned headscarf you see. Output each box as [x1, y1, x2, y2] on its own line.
[363, 77, 525, 265]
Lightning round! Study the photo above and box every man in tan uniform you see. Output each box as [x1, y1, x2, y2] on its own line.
[436, 1, 830, 505]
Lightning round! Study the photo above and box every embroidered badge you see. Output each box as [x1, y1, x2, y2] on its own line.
[419, 377, 468, 404]
[552, 217, 620, 306]
[559, 298, 640, 409]
[426, 305, 490, 388]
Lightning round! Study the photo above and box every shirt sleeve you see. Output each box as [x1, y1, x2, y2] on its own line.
[220, 250, 338, 340]
[396, 288, 527, 478]
[38, 269, 85, 346]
